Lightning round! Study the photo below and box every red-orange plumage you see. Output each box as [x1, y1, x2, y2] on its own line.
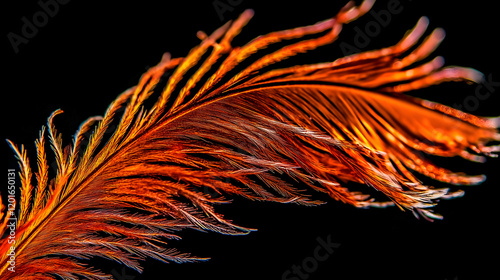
[2, 1, 499, 278]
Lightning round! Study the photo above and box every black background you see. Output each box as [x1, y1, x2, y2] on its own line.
[3, 1, 500, 280]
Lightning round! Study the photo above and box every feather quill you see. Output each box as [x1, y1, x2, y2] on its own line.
[2, 0, 499, 278]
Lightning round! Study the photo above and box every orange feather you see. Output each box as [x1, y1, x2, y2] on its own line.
[2, 1, 499, 279]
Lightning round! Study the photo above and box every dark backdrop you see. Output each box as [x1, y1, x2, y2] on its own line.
[4, 1, 499, 279]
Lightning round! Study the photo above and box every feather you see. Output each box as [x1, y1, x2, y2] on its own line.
[2, 0, 499, 278]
